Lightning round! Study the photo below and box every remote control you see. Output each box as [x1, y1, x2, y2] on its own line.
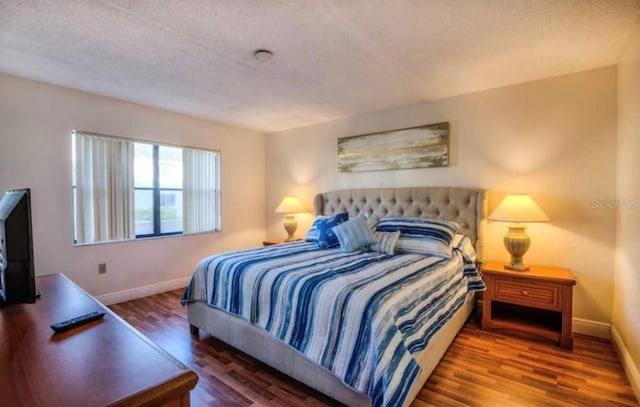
[50, 311, 105, 333]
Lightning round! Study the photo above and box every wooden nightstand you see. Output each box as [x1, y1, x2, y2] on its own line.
[262, 238, 301, 246]
[481, 261, 576, 349]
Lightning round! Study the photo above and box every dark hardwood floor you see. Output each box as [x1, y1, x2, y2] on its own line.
[109, 289, 638, 407]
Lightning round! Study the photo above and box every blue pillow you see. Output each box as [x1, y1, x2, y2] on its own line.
[305, 215, 327, 242]
[376, 217, 459, 258]
[306, 212, 349, 248]
[332, 214, 377, 252]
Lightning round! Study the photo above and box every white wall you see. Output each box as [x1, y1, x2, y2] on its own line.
[0, 73, 266, 299]
[266, 67, 618, 325]
[613, 19, 640, 396]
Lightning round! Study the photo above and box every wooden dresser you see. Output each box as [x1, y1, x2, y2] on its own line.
[481, 261, 576, 349]
[0, 274, 198, 406]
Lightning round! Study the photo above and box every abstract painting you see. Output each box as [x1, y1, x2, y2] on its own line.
[338, 122, 449, 172]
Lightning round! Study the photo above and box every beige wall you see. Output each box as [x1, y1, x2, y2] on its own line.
[614, 19, 640, 391]
[0, 73, 265, 298]
[266, 67, 618, 324]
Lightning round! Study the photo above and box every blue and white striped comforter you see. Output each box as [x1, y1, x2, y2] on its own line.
[181, 236, 485, 407]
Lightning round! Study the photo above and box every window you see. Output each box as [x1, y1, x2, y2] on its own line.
[72, 131, 220, 245]
[134, 143, 184, 237]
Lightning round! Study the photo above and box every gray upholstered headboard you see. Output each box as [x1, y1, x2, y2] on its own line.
[313, 187, 487, 261]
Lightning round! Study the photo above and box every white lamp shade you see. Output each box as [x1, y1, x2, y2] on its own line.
[275, 196, 303, 213]
[489, 194, 549, 223]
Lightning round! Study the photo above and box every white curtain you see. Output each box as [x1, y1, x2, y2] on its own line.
[183, 148, 219, 233]
[74, 132, 135, 244]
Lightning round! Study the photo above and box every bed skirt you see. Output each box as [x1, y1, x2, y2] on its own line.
[187, 293, 475, 407]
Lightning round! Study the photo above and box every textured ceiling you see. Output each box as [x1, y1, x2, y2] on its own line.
[1, 1, 639, 133]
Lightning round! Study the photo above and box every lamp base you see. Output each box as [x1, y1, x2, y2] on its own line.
[283, 214, 298, 242]
[504, 263, 530, 271]
[503, 224, 531, 272]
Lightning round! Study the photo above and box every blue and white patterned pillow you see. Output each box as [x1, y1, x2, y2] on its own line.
[376, 217, 460, 258]
[367, 231, 401, 255]
[306, 212, 349, 248]
[363, 212, 379, 230]
[332, 214, 377, 252]
[452, 233, 477, 264]
[305, 215, 327, 242]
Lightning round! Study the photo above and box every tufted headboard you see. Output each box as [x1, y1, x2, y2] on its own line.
[313, 187, 487, 261]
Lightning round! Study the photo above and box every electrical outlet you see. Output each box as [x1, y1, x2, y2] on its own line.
[98, 263, 107, 274]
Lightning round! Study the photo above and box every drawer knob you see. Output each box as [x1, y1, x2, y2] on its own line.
[521, 290, 529, 296]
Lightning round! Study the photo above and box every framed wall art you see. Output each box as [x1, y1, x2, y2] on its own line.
[337, 122, 449, 173]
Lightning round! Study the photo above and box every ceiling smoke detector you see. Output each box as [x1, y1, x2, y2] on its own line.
[254, 49, 274, 61]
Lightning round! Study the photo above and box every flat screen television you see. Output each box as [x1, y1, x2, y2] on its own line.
[0, 188, 36, 304]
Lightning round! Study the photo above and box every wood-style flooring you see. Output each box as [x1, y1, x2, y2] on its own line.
[109, 289, 638, 407]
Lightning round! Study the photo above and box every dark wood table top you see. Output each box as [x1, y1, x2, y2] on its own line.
[0, 273, 198, 406]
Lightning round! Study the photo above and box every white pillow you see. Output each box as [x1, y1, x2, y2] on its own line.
[367, 231, 401, 255]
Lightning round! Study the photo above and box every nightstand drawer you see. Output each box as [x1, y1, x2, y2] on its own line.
[493, 277, 561, 311]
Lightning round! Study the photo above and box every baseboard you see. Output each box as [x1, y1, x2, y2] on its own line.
[611, 326, 640, 401]
[572, 317, 611, 339]
[96, 276, 190, 305]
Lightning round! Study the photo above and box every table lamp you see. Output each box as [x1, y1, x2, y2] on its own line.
[275, 196, 304, 241]
[488, 194, 549, 271]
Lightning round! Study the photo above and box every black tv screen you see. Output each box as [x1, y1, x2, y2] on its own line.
[0, 188, 36, 304]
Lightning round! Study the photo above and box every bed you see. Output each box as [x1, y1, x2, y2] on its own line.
[182, 187, 486, 407]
